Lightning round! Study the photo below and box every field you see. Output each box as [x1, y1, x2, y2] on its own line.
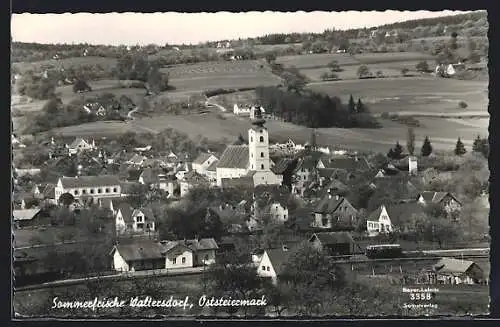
[161, 60, 281, 92]
[308, 77, 488, 115]
[12, 56, 118, 74]
[276, 53, 359, 69]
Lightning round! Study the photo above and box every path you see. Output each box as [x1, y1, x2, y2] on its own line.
[126, 106, 161, 134]
[205, 99, 227, 112]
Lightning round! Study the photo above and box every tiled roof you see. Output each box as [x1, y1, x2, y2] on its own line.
[13, 208, 42, 221]
[114, 241, 165, 261]
[221, 177, 254, 189]
[206, 160, 219, 172]
[161, 238, 218, 253]
[59, 175, 121, 189]
[127, 154, 146, 164]
[183, 171, 209, 185]
[294, 156, 317, 172]
[369, 202, 425, 226]
[117, 203, 134, 223]
[69, 138, 88, 148]
[418, 191, 459, 204]
[42, 184, 56, 199]
[319, 156, 371, 171]
[127, 169, 143, 182]
[216, 145, 249, 169]
[265, 249, 291, 276]
[132, 207, 156, 222]
[314, 195, 350, 214]
[193, 152, 214, 165]
[271, 158, 296, 175]
[120, 181, 137, 194]
[310, 231, 355, 245]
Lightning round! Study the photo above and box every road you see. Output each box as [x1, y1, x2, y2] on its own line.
[205, 99, 227, 112]
[125, 106, 160, 134]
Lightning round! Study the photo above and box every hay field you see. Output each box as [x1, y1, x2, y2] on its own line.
[55, 80, 147, 104]
[276, 53, 359, 69]
[161, 60, 281, 92]
[12, 56, 118, 74]
[308, 77, 488, 115]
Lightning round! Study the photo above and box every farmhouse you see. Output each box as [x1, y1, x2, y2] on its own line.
[54, 175, 122, 202]
[161, 238, 218, 269]
[419, 257, 486, 285]
[309, 232, 357, 256]
[416, 191, 462, 214]
[311, 192, 358, 229]
[257, 247, 291, 285]
[68, 138, 96, 156]
[216, 108, 283, 188]
[115, 203, 156, 236]
[192, 152, 219, 176]
[111, 241, 165, 272]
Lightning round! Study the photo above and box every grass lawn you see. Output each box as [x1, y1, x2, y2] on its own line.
[12, 56, 118, 74]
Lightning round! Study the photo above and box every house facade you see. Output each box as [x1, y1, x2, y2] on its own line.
[54, 175, 122, 202]
[366, 204, 393, 237]
[417, 191, 462, 215]
[161, 238, 218, 269]
[68, 138, 96, 155]
[312, 194, 358, 229]
[115, 203, 156, 236]
[192, 153, 218, 174]
[257, 248, 291, 285]
[309, 232, 356, 256]
[111, 242, 165, 272]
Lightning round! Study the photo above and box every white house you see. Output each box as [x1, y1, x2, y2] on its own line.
[216, 110, 283, 187]
[366, 204, 393, 237]
[161, 238, 218, 269]
[115, 203, 156, 235]
[257, 248, 291, 285]
[111, 241, 165, 272]
[54, 175, 122, 203]
[192, 152, 219, 174]
[267, 201, 289, 223]
[233, 104, 252, 116]
[126, 154, 147, 167]
[68, 138, 96, 155]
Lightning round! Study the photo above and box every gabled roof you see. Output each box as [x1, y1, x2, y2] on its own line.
[206, 160, 219, 172]
[294, 157, 317, 172]
[193, 152, 216, 165]
[132, 207, 156, 222]
[265, 249, 291, 276]
[113, 241, 165, 261]
[271, 158, 296, 175]
[41, 184, 56, 198]
[216, 145, 249, 169]
[69, 138, 90, 148]
[418, 191, 460, 204]
[59, 175, 121, 189]
[314, 195, 353, 214]
[127, 169, 143, 182]
[432, 257, 478, 274]
[13, 208, 42, 221]
[319, 156, 371, 171]
[127, 154, 146, 165]
[310, 231, 355, 245]
[117, 203, 134, 223]
[161, 238, 218, 253]
[369, 202, 425, 226]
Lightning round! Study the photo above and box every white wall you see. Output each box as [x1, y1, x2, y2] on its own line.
[165, 248, 193, 269]
[252, 171, 282, 187]
[113, 250, 130, 272]
[257, 252, 278, 284]
[216, 168, 248, 186]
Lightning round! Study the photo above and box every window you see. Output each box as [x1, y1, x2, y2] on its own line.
[322, 217, 328, 226]
[303, 175, 306, 180]
[260, 152, 264, 157]
[97, 188, 102, 194]
[182, 257, 186, 264]
[251, 153, 253, 158]
[113, 187, 117, 192]
[250, 137, 253, 142]
[266, 267, 270, 271]
[172, 258, 176, 264]
[301, 168, 305, 172]
[105, 188, 110, 193]
[262, 266, 266, 271]
[251, 164, 254, 169]
[136, 223, 144, 229]
[136, 215, 143, 222]
[90, 189, 95, 194]
[259, 136, 264, 142]
[261, 164, 264, 170]
[82, 189, 86, 195]
[74, 190, 79, 195]
[204, 254, 209, 260]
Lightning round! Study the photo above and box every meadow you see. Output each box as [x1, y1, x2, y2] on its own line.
[12, 56, 118, 74]
[276, 53, 359, 69]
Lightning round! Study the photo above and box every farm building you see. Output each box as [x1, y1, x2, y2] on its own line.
[309, 231, 356, 256]
[311, 192, 358, 229]
[161, 238, 218, 269]
[418, 257, 486, 285]
[111, 241, 166, 272]
[12, 208, 47, 228]
[257, 247, 291, 285]
[216, 109, 283, 188]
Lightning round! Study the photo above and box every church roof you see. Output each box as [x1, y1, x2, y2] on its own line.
[216, 145, 249, 169]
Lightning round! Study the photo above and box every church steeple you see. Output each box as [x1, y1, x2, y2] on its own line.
[248, 107, 270, 172]
[251, 107, 266, 127]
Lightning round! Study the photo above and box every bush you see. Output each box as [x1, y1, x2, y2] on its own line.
[380, 112, 390, 119]
[458, 101, 468, 108]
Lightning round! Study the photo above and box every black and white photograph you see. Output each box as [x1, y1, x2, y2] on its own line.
[11, 9, 491, 318]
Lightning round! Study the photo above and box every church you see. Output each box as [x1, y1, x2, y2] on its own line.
[216, 108, 283, 188]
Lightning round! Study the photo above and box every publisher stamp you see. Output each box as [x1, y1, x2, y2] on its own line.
[401, 287, 439, 310]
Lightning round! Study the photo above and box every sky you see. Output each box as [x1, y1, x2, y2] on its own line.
[11, 10, 471, 46]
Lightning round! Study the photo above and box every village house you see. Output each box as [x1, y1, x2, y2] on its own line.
[98, 197, 118, 216]
[54, 175, 122, 203]
[12, 208, 46, 229]
[115, 203, 156, 236]
[161, 238, 218, 269]
[175, 162, 192, 181]
[68, 138, 96, 156]
[139, 167, 176, 196]
[311, 192, 358, 229]
[435, 62, 466, 77]
[13, 192, 37, 210]
[416, 191, 462, 214]
[316, 155, 372, 172]
[111, 241, 166, 272]
[216, 109, 283, 187]
[418, 257, 486, 285]
[83, 102, 106, 116]
[126, 153, 147, 167]
[291, 157, 317, 196]
[192, 152, 219, 174]
[180, 171, 209, 197]
[309, 231, 357, 256]
[366, 202, 425, 237]
[257, 247, 291, 285]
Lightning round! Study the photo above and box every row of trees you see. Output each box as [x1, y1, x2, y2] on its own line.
[255, 86, 379, 128]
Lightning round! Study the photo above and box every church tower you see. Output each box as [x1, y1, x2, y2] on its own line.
[248, 107, 270, 171]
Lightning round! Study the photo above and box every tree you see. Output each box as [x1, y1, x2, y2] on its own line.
[401, 68, 409, 76]
[406, 127, 415, 155]
[421, 136, 433, 157]
[356, 98, 367, 114]
[126, 183, 149, 208]
[327, 60, 341, 72]
[454, 137, 467, 156]
[415, 60, 430, 72]
[472, 135, 489, 158]
[58, 192, 75, 206]
[357, 65, 371, 78]
[72, 79, 92, 93]
[376, 70, 384, 78]
[348, 94, 356, 114]
[282, 71, 306, 93]
[387, 141, 403, 159]
[265, 51, 277, 64]
[147, 67, 169, 94]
